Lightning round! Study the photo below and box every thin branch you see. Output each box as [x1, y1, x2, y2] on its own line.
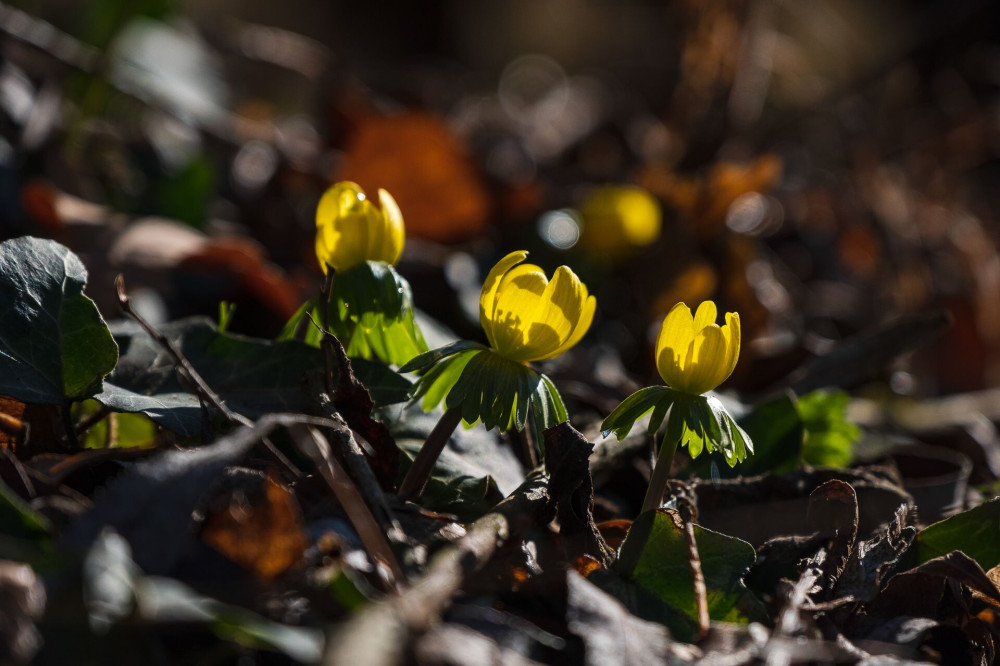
[682, 516, 710, 640]
[115, 274, 303, 478]
[323, 472, 552, 666]
[74, 405, 110, 435]
[319, 267, 337, 396]
[290, 425, 403, 587]
[312, 391, 405, 542]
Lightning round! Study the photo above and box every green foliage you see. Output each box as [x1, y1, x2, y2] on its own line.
[217, 301, 237, 333]
[601, 389, 752, 467]
[75, 400, 158, 449]
[0, 237, 118, 403]
[693, 394, 803, 478]
[798, 389, 859, 468]
[905, 498, 1000, 572]
[279, 261, 427, 366]
[98, 317, 410, 436]
[404, 343, 567, 435]
[617, 509, 757, 640]
[154, 156, 215, 228]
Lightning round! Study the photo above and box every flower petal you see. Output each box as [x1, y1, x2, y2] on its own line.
[655, 302, 694, 385]
[492, 264, 552, 358]
[540, 293, 595, 360]
[479, 251, 528, 335]
[377, 188, 405, 265]
[682, 324, 728, 394]
[693, 300, 717, 332]
[720, 311, 741, 380]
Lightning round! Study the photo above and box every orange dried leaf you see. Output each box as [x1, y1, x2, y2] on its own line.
[338, 112, 491, 243]
[201, 472, 307, 579]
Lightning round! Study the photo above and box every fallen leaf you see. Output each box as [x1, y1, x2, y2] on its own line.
[201, 470, 307, 579]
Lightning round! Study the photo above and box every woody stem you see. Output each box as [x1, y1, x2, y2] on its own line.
[397, 406, 464, 502]
[640, 433, 679, 514]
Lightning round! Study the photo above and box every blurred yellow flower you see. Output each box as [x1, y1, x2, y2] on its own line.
[655, 301, 740, 395]
[315, 181, 404, 273]
[480, 251, 596, 363]
[579, 185, 661, 257]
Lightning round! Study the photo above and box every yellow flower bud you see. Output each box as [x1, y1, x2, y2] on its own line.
[479, 251, 596, 363]
[315, 181, 404, 274]
[655, 301, 740, 395]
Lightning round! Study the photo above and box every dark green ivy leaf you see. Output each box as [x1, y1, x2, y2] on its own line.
[97, 317, 410, 436]
[617, 508, 757, 641]
[0, 236, 118, 403]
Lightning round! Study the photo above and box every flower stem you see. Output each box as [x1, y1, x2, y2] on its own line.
[640, 434, 679, 514]
[397, 406, 464, 502]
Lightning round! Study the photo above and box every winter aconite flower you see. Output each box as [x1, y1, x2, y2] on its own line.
[578, 185, 661, 260]
[655, 301, 740, 395]
[314, 181, 404, 273]
[479, 250, 596, 363]
[397, 251, 593, 500]
[602, 300, 753, 513]
[280, 182, 425, 365]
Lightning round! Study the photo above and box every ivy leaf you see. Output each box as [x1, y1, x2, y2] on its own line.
[97, 317, 409, 436]
[0, 237, 118, 403]
[617, 508, 757, 640]
[903, 498, 1000, 572]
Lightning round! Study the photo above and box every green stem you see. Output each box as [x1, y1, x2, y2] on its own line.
[640, 434, 679, 514]
[397, 406, 464, 502]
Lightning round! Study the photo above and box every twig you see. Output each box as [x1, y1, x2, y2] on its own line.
[396, 407, 464, 502]
[319, 267, 337, 396]
[290, 425, 403, 587]
[682, 517, 710, 640]
[323, 472, 552, 666]
[115, 274, 303, 478]
[74, 405, 110, 435]
[312, 391, 404, 539]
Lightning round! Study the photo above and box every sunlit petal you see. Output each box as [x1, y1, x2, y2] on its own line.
[377, 188, 405, 264]
[314, 181, 406, 273]
[479, 251, 528, 334]
[478, 251, 593, 363]
[683, 325, 727, 395]
[693, 301, 717, 332]
[654, 300, 741, 395]
[655, 303, 694, 379]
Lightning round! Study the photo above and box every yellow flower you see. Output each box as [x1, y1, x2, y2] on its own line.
[579, 185, 661, 258]
[315, 181, 404, 273]
[655, 301, 740, 395]
[479, 251, 596, 363]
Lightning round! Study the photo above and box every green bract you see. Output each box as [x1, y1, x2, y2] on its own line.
[280, 260, 427, 366]
[601, 387, 752, 467]
[400, 340, 567, 436]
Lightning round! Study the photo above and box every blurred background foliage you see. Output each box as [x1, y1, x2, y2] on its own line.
[1, 0, 999, 410]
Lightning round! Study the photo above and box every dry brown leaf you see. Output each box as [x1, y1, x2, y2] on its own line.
[338, 112, 491, 243]
[201, 471, 307, 579]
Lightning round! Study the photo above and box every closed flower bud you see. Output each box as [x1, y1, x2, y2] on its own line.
[655, 301, 740, 395]
[315, 181, 404, 274]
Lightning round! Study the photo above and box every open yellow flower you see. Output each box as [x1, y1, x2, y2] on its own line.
[655, 301, 740, 395]
[479, 251, 596, 363]
[315, 181, 404, 273]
